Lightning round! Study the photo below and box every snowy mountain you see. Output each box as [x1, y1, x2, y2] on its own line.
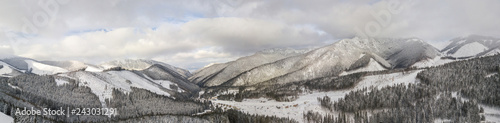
[189, 48, 309, 86]
[100, 59, 192, 78]
[441, 35, 500, 58]
[0, 57, 69, 75]
[0, 57, 198, 105]
[193, 37, 439, 87]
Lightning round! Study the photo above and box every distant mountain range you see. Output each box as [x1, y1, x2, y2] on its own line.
[1, 35, 499, 122]
[2, 35, 499, 89]
[1, 35, 498, 90]
[191, 35, 500, 87]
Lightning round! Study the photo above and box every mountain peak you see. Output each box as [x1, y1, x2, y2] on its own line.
[100, 59, 192, 78]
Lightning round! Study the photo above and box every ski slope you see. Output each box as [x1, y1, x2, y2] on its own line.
[451, 42, 488, 57]
[84, 65, 104, 72]
[411, 56, 454, 68]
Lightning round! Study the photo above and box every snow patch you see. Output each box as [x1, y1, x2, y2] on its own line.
[85, 65, 103, 72]
[0, 61, 13, 76]
[486, 73, 498, 78]
[8, 83, 22, 90]
[451, 42, 488, 57]
[55, 79, 69, 86]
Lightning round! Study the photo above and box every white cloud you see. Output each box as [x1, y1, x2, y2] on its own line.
[12, 17, 326, 69]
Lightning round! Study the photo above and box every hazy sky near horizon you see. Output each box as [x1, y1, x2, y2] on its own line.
[1, 0, 499, 71]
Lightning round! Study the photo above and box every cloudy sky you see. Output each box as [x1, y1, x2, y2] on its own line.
[1, 0, 499, 71]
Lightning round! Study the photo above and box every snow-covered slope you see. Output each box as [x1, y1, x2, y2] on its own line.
[410, 56, 454, 68]
[100, 59, 192, 78]
[84, 64, 104, 72]
[340, 58, 387, 76]
[196, 37, 439, 87]
[0, 61, 22, 77]
[450, 42, 487, 57]
[190, 48, 308, 86]
[483, 49, 500, 57]
[25, 60, 68, 75]
[40, 60, 88, 71]
[0, 57, 32, 71]
[0, 112, 13, 123]
[442, 35, 500, 58]
[0, 61, 12, 75]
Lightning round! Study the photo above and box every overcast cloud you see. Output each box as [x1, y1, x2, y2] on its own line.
[1, 0, 499, 71]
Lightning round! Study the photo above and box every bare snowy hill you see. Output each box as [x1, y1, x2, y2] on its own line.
[0, 57, 69, 75]
[189, 48, 309, 86]
[442, 35, 500, 58]
[100, 59, 192, 78]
